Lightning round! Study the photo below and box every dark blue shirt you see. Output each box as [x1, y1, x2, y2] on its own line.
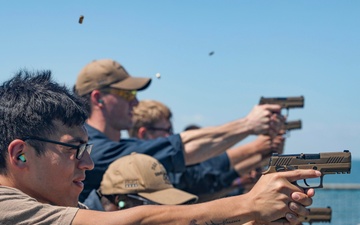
[169, 154, 238, 194]
[80, 124, 186, 202]
[80, 124, 238, 203]
[83, 189, 105, 211]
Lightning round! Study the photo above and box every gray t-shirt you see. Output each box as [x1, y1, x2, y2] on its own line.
[0, 186, 80, 225]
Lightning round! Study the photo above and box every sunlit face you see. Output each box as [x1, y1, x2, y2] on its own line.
[102, 90, 139, 131]
[145, 118, 173, 140]
[23, 122, 94, 207]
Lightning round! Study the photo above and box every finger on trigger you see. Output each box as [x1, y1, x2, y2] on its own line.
[281, 169, 322, 183]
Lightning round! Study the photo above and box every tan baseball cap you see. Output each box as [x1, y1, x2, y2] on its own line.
[75, 59, 152, 96]
[100, 153, 198, 205]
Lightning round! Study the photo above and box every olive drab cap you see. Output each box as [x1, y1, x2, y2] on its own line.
[75, 59, 151, 96]
[100, 153, 198, 205]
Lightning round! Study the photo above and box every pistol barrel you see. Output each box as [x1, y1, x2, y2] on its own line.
[284, 120, 302, 131]
[299, 207, 332, 223]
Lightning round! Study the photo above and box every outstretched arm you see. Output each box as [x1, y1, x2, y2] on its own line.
[73, 169, 320, 225]
[227, 133, 285, 176]
[227, 135, 272, 172]
[180, 104, 282, 165]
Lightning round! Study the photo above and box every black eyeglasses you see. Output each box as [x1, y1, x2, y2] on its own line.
[147, 127, 173, 135]
[127, 194, 196, 205]
[127, 194, 158, 205]
[22, 136, 93, 160]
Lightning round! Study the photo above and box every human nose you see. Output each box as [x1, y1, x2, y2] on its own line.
[130, 97, 139, 106]
[78, 150, 94, 170]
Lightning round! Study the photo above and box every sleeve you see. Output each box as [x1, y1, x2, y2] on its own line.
[91, 134, 186, 173]
[125, 135, 186, 173]
[81, 130, 186, 202]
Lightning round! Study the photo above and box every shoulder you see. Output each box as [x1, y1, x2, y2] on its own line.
[0, 186, 79, 225]
[0, 186, 36, 202]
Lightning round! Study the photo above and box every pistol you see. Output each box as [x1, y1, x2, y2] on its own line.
[263, 150, 351, 188]
[259, 96, 304, 109]
[299, 207, 332, 224]
[284, 120, 302, 131]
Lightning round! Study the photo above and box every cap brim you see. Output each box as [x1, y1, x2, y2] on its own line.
[138, 188, 198, 205]
[110, 76, 151, 91]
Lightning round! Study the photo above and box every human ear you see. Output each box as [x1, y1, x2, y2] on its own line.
[8, 139, 28, 168]
[118, 201, 126, 209]
[138, 127, 148, 139]
[114, 195, 127, 210]
[90, 90, 104, 106]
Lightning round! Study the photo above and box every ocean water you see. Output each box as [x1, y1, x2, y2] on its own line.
[306, 159, 360, 225]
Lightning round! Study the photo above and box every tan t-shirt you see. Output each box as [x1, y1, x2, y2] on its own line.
[0, 186, 79, 225]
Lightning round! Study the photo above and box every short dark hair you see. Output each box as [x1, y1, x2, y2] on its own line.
[0, 69, 89, 173]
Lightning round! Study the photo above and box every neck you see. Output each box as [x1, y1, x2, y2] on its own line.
[0, 176, 12, 187]
[87, 116, 121, 142]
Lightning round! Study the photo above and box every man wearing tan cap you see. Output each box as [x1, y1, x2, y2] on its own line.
[74, 58, 285, 202]
[84, 153, 198, 211]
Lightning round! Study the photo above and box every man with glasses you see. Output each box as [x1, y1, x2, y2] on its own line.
[84, 153, 198, 211]
[128, 100, 285, 201]
[74, 59, 285, 203]
[128, 100, 174, 139]
[0, 69, 320, 224]
[0, 70, 94, 215]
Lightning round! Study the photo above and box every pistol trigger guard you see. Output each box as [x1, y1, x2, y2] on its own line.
[292, 180, 299, 187]
[319, 175, 324, 188]
[303, 179, 310, 187]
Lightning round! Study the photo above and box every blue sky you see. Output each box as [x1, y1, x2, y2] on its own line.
[1, 1, 359, 159]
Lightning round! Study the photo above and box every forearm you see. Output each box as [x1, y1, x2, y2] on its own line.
[180, 118, 252, 165]
[227, 141, 261, 169]
[73, 197, 254, 225]
[233, 153, 263, 176]
[232, 151, 274, 176]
